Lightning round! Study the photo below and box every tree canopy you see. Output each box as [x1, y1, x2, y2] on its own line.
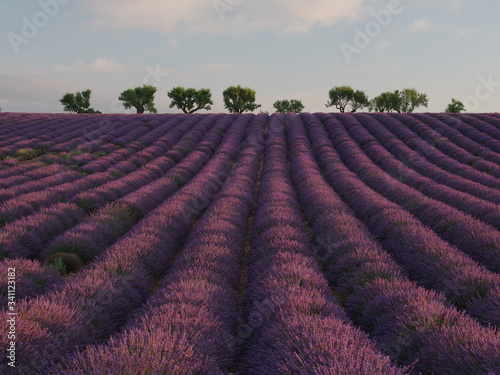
[222, 85, 261, 114]
[118, 84, 158, 114]
[399, 88, 429, 113]
[445, 98, 465, 113]
[273, 99, 304, 114]
[371, 88, 428, 113]
[351, 90, 371, 112]
[167, 87, 213, 114]
[47, 84, 434, 115]
[370, 91, 402, 112]
[326, 86, 369, 113]
[59, 89, 101, 114]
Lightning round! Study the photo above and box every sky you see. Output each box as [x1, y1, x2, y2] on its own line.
[0, 0, 499, 114]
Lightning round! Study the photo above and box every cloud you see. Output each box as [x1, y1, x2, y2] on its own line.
[54, 65, 73, 73]
[382, 57, 404, 70]
[86, 58, 126, 73]
[55, 58, 126, 74]
[167, 38, 178, 47]
[449, 26, 467, 37]
[84, 0, 365, 34]
[342, 65, 369, 74]
[0, 71, 79, 112]
[410, 18, 437, 32]
[408, 17, 467, 37]
[377, 41, 391, 49]
[203, 63, 236, 70]
[450, 0, 462, 12]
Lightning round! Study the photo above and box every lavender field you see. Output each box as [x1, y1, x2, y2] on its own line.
[0, 111, 499, 374]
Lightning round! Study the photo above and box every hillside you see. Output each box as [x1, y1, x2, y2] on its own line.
[0, 112, 499, 374]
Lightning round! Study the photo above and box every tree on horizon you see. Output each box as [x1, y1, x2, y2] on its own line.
[370, 88, 428, 113]
[223, 85, 261, 113]
[445, 98, 465, 113]
[273, 99, 304, 114]
[118, 85, 158, 114]
[326, 86, 369, 113]
[59, 89, 101, 114]
[167, 87, 213, 113]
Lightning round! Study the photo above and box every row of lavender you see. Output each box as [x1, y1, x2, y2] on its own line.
[0, 112, 237, 360]
[0, 112, 499, 373]
[0, 114, 170, 159]
[350, 114, 500, 212]
[0, 114, 254, 373]
[237, 115, 405, 374]
[50, 112, 500, 373]
[0, 114, 239, 304]
[49, 114, 269, 374]
[378, 113, 500, 187]
[28, 113, 407, 374]
[0, 114, 193, 185]
[0, 114, 210, 251]
[320, 113, 500, 272]
[314, 113, 500, 327]
[0, 115, 189, 226]
[288, 113, 499, 374]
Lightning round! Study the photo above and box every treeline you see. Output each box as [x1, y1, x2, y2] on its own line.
[58, 85, 466, 115]
[327, 86, 464, 114]
[59, 85, 264, 115]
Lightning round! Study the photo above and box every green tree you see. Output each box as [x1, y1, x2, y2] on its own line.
[326, 86, 369, 113]
[370, 88, 428, 113]
[445, 98, 465, 113]
[223, 85, 261, 113]
[273, 99, 304, 114]
[351, 90, 370, 112]
[399, 88, 429, 113]
[118, 84, 157, 114]
[59, 89, 101, 114]
[167, 87, 213, 113]
[370, 91, 402, 112]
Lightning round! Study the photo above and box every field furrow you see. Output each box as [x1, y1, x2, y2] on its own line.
[0, 112, 498, 375]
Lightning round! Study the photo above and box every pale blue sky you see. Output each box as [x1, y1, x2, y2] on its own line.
[1, 0, 499, 113]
